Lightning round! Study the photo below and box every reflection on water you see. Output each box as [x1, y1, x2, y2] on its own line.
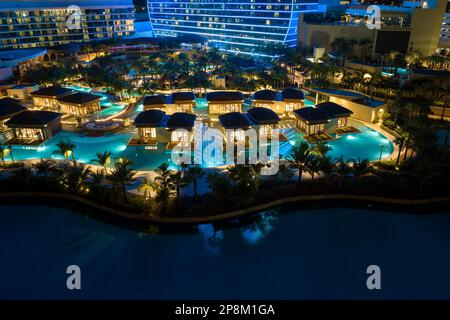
[198, 223, 224, 254]
[241, 209, 279, 245]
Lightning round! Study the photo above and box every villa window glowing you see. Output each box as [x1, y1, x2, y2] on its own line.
[171, 129, 190, 142]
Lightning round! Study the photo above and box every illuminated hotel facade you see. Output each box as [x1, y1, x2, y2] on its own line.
[147, 0, 319, 54]
[0, 0, 135, 49]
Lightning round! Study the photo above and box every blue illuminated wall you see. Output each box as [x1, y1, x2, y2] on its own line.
[147, 0, 319, 54]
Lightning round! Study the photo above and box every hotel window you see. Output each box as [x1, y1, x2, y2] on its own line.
[171, 130, 189, 142]
[142, 128, 156, 138]
[285, 103, 295, 112]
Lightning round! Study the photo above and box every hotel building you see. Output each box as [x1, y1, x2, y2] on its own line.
[0, 0, 135, 49]
[299, 0, 448, 57]
[147, 0, 319, 54]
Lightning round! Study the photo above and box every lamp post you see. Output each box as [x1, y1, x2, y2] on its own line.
[378, 144, 385, 164]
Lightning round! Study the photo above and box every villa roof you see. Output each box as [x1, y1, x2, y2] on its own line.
[172, 92, 195, 103]
[0, 103, 27, 120]
[0, 97, 21, 106]
[206, 91, 243, 102]
[247, 107, 280, 125]
[253, 89, 277, 102]
[281, 88, 304, 101]
[57, 92, 101, 105]
[134, 110, 166, 127]
[315, 102, 353, 117]
[218, 112, 251, 129]
[143, 95, 167, 106]
[293, 107, 331, 124]
[5, 110, 61, 127]
[166, 112, 196, 130]
[30, 86, 73, 98]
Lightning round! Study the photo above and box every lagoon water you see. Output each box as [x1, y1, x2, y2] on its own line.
[0, 204, 449, 299]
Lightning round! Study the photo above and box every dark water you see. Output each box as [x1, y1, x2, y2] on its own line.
[1, 203, 450, 299]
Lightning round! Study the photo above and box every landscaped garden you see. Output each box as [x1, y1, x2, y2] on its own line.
[0, 42, 449, 220]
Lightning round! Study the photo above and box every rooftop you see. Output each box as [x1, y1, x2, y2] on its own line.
[282, 88, 304, 101]
[293, 107, 331, 124]
[315, 102, 353, 117]
[0, 97, 21, 106]
[57, 92, 101, 105]
[206, 91, 244, 102]
[134, 110, 166, 127]
[30, 87, 73, 98]
[247, 107, 280, 125]
[218, 112, 251, 129]
[5, 110, 61, 127]
[0, 103, 27, 121]
[253, 89, 278, 102]
[172, 92, 196, 102]
[166, 112, 196, 129]
[143, 95, 167, 106]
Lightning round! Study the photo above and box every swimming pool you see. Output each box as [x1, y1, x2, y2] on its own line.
[0, 203, 449, 299]
[6, 122, 393, 170]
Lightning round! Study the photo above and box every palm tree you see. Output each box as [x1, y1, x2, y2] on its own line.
[312, 141, 331, 157]
[185, 165, 204, 201]
[6, 145, 14, 164]
[154, 163, 175, 212]
[394, 132, 409, 165]
[62, 161, 92, 193]
[352, 158, 371, 184]
[306, 155, 322, 182]
[138, 177, 158, 207]
[90, 151, 113, 174]
[331, 156, 354, 189]
[0, 143, 8, 166]
[89, 169, 104, 193]
[33, 159, 56, 181]
[53, 140, 76, 161]
[287, 142, 312, 188]
[107, 157, 137, 204]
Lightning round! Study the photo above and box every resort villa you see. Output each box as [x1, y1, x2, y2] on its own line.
[218, 112, 252, 145]
[143, 95, 167, 111]
[143, 93, 196, 114]
[293, 107, 334, 142]
[252, 88, 305, 117]
[281, 88, 304, 114]
[57, 92, 101, 121]
[206, 91, 244, 116]
[30, 87, 73, 111]
[293, 101, 355, 142]
[0, 98, 26, 132]
[131, 109, 196, 149]
[6, 84, 39, 100]
[5, 110, 62, 144]
[315, 102, 354, 133]
[166, 112, 197, 149]
[131, 109, 168, 146]
[310, 88, 385, 123]
[170, 92, 196, 114]
[246, 107, 284, 141]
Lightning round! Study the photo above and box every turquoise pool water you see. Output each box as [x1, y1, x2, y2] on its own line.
[1, 203, 449, 299]
[7, 123, 393, 170]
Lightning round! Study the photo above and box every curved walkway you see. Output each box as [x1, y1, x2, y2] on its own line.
[0, 191, 449, 225]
